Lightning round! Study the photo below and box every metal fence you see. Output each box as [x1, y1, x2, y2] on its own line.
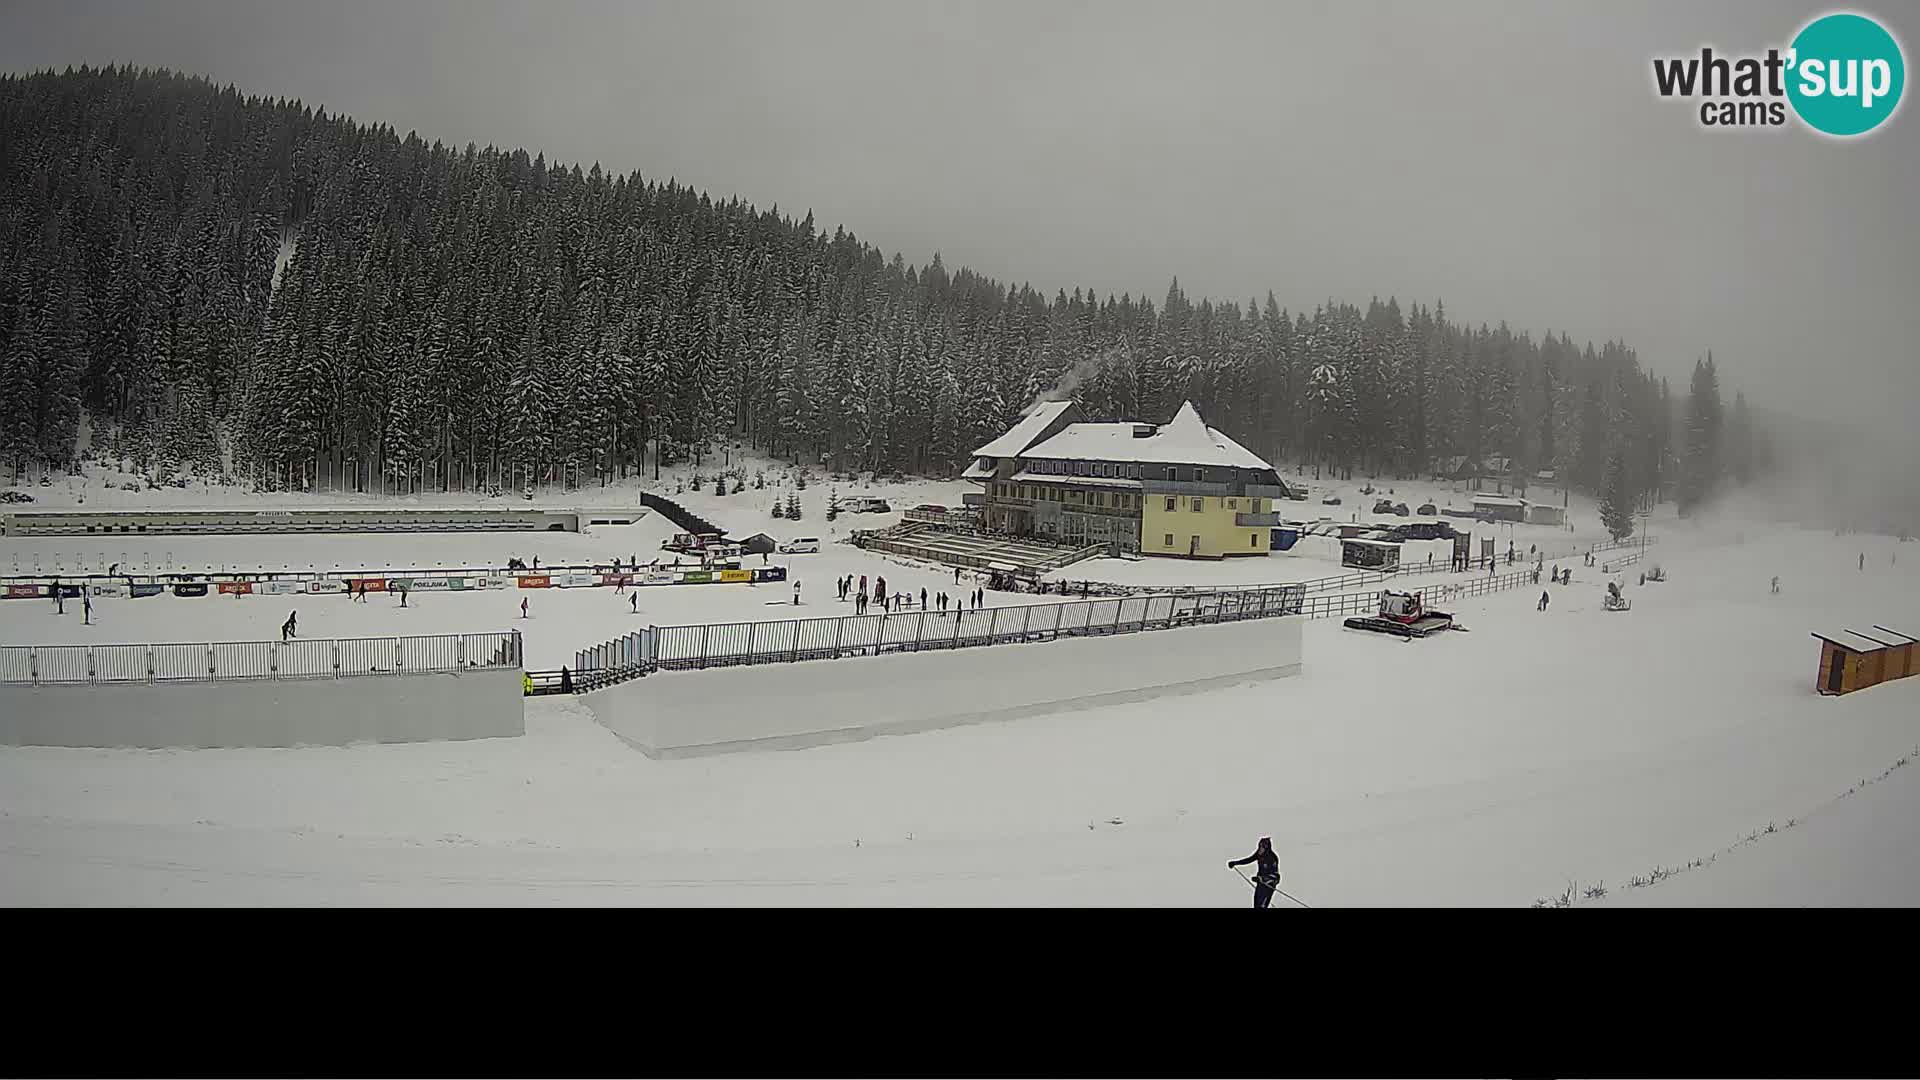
[1, 630, 522, 686]
[567, 586, 1306, 677]
[1297, 567, 1550, 620]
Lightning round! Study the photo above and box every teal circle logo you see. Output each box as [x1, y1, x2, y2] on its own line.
[1787, 12, 1905, 136]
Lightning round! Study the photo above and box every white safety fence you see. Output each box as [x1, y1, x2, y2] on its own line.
[0, 630, 522, 686]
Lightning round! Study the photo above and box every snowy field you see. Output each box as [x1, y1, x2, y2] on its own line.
[4, 496, 1916, 905]
[5, 457, 1637, 668]
[8, 455, 1632, 592]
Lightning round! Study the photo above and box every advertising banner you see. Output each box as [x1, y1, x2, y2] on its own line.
[681, 570, 712, 584]
[174, 582, 209, 597]
[643, 571, 677, 586]
[130, 583, 164, 598]
[518, 575, 552, 589]
[217, 581, 254, 595]
[446, 577, 474, 590]
[89, 584, 129, 597]
[308, 580, 347, 593]
[354, 578, 389, 593]
[601, 574, 633, 588]
[476, 576, 512, 590]
[719, 569, 751, 583]
[755, 566, 788, 582]
[556, 573, 598, 588]
[395, 578, 451, 591]
[5, 584, 44, 598]
[53, 583, 85, 598]
[258, 580, 303, 595]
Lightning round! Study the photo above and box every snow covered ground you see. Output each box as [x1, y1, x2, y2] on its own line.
[9, 452, 1634, 592]
[3, 501, 1915, 905]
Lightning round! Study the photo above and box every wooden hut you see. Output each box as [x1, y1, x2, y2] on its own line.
[1812, 629, 1906, 695]
[1867, 625, 1918, 681]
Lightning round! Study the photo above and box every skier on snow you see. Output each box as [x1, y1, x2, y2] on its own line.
[1228, 837, 1281, 909]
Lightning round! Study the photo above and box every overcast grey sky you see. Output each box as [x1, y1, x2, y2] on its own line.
[3, 0, 1915, 444]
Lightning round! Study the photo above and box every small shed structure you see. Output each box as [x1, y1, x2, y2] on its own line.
[1341, 538, 1401, 571]
[1470, 494, 1528, 522]
[740, 533, 778, 555]
[1812, 626, 1918, 695]
[1526, 503, 1566, 526]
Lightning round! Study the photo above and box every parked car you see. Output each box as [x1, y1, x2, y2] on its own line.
[1322, 495, 1342, 505]
[1393, 503, 1410, 517]
[914, 504, 948, 514]
[1372, 498, 1396, 515]
[1416, 502, 1437, 516]
[779, 536, 821, 554]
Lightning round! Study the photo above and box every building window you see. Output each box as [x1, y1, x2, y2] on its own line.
[1191, 498, 1203, 513]
[1251, 533, 1260, 548]
[1164, 497, 1176, 512]
[1227, 498, 1237, 509]
[1163, 533, 1174, 547]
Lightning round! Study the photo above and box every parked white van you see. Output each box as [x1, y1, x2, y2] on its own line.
[779, 536, 821, 554]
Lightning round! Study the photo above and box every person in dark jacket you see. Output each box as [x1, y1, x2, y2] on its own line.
[559, 666, 573, 694]
[1228, 837, 1281, 909]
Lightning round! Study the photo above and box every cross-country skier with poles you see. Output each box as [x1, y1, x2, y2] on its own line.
[1228, 837, 1281, 909]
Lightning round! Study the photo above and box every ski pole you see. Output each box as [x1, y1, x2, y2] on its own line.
[1230, 865, 1311, 908]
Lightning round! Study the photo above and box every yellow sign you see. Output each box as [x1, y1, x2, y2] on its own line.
[719, 569, 751, 583]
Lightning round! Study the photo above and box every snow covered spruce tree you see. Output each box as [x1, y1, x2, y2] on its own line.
[1600, 448, 1635, 541]
[1679, 355, 1724, 516]
[0, 66, 1768, 504]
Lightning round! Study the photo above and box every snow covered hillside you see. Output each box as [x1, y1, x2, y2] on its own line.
[3, 516, 1914, 905]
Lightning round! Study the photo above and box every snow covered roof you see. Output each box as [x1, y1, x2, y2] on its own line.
[1813, 630, 1893, 653]
[1017, 402, 1273, 470]
[971, 400, 1076, 459]
[1470, 494, 1527, 507]
[1871, 624, 1918, 644]
[1008, 470, 1140, 489]
[960, 460, 994, 480]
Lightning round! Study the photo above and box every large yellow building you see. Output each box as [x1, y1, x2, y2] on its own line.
[962, 400, 1288, 558]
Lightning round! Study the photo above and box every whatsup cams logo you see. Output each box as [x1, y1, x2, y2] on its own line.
[1652, 11, 1905, 136]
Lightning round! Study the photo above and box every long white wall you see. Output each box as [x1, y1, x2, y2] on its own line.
[0, 668, 524, 748]
[588, 617, 1303, 758]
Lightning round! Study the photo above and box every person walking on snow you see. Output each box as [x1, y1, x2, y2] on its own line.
[920, 587, 927, 610]
[281, 611, 297, 641]
[792, 578, 801, 606]
[1228, 837, 1281, 910]
[1538, 590, 1550, 612]
[1771, 575, 1780, 595]
[1859, 552, 1865, 571]
[520, 597, 529, 619]
[83, 590, 93, 625]
[630, 591, 638, 613]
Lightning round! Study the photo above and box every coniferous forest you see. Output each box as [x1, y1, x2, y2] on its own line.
[0, 67, 1764, 512]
